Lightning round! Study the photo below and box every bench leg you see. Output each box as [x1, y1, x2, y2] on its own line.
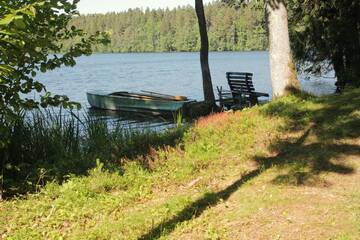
[250, 95, 259, 106]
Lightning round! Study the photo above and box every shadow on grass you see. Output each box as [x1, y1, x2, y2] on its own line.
[256, 89, 360, 186]
[139, 169, 262, 240]
[255, 129, 360, 186]
[139, 89, 360, 239]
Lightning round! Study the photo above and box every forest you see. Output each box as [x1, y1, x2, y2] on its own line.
[64, 1, 268, 52]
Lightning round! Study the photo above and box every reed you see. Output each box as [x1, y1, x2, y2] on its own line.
[4, 109, 185, 197]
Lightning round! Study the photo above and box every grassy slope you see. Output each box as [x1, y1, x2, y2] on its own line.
[1, 89, 360, 239]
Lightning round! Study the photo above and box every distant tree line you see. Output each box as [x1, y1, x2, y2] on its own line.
[63, 1, 267, 53]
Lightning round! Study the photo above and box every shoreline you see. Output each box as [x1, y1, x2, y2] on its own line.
[2, 88, 359, 238]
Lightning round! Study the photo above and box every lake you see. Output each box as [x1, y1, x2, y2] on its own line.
[37, 51, 336, 107]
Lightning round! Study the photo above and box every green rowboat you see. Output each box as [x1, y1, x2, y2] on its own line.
[87, 91, 191, 114]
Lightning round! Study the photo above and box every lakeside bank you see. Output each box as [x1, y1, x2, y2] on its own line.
[1, 88, 359, 239]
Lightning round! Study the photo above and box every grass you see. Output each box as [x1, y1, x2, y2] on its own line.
[1, 88, 360, 239]
[3, 110, 185, 197]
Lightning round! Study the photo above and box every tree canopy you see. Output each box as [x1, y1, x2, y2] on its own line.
[289, 0, 360, 91]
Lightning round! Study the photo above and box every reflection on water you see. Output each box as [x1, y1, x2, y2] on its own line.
[86, 108, 176, 131]
[299, 71, 336, 96]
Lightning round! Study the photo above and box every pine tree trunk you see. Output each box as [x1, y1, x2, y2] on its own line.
[195, 0, 215, 104]
[266, 0, 300, 97]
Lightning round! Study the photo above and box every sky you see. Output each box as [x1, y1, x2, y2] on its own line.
[77, 0, 214, 14]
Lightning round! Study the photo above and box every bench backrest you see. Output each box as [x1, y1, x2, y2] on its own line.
[226, 72, 255, 97]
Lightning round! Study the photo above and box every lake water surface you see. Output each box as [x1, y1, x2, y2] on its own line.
[37, 51, 336, 107]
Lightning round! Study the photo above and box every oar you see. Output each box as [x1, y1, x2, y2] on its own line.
[141, 90, 188, 101]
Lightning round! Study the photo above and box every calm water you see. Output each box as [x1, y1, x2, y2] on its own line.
[33, 52, 336, 128]
[37, 51, 336, 107]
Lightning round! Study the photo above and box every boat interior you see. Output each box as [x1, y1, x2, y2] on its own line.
[109, 91, 188, 101]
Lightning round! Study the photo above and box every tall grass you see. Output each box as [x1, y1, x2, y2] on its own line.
[4, 109, 186, 197]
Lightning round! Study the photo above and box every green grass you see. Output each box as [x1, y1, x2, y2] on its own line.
[3, 110, 185, 197]
[1, 88, 360, 239]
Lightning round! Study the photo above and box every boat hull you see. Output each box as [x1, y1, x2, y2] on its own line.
[87, 91, 189, 114]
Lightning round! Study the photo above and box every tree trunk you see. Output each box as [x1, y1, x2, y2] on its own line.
[0, 116, 4, 201]
[195, 0, 215, 104]
[344, 20, 360, 88]
[333, 50, 346, 92]
[266, 0, 300, 97]
[0, 162, 3, 201]
[0, 147, 4, 201]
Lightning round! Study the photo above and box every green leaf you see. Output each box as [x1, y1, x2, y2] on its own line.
[0, 14, 15, 26]
[0, 64, 14, 73]
[34, 82, 44, 92]
[0, 30, 16, 36]
[293, 24, 306, 33]
[13, 18, 26, 29]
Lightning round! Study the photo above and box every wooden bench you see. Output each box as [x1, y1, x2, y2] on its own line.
[217, 72, 269, 109]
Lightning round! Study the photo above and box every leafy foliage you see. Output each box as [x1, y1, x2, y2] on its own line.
[288, 0, 360, 90]
[0, 0, 109, 198]
[0, 0, 109, 144]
